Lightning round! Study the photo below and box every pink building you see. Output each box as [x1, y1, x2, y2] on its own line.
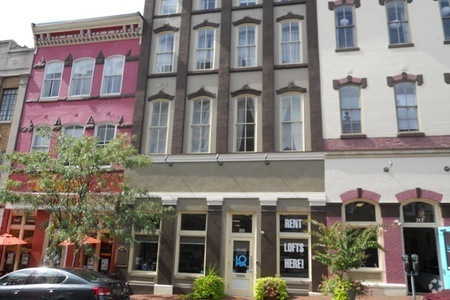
[0, 13, 143, 275]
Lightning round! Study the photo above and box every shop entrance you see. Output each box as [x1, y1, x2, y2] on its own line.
[225, 214, 255, 297]
[403, 227, 439, 293]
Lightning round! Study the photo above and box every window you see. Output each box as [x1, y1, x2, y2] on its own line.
[31, 126, 50, 152]
[161, 0, 178, 14]
[386, 0, 410, 45]
[402, 201, 436, 223]
[95, 124, 116, 146]
[281, 22, 300, 64]
[394, 81, 418, 132]
[236, 96, 255, 152]
[69, 59, 94, 96]
[101, 56, 124, 95]
[240, 0, 256, 5]
[63, 125, 84, 139]
[199, 0, 215, 9]
[335, 5, 356, 48]
[281, 94, 303, 151]
[156, 33, 175, 73]
[133, 235, 159, 271]
[191, 98, 211, 153]
[0, 88, 17, 121]
[340, 85, 361, 134]
[41, 61, 63, 98]
[0, 269, 32, 286]
[177, 214, 206, 274]
[439, 0, 450, 41]
[149, 101, 169, 154]
[196, 29, 214, 70]
[344, 201, 379, 268]
[237, 26, 256, 67]
[278, 214, 309, 278]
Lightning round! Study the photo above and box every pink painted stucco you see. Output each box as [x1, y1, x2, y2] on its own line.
[381, 219, 405, 284]
[340, 189, 381, 203]
[15, 39, 139, 153]
[395, 189, 443, 203]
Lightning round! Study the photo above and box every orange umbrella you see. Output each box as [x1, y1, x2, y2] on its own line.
[0, 233, 28, 246]
[59, 235, 101, 246]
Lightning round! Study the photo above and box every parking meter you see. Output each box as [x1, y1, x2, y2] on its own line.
[411, 254, 419, 275]
[402, 254, 410, 273]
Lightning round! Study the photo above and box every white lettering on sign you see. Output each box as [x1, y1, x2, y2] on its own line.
[284, 219, 302, 229]
[283, 243, 304, 253]
[284, 259, 304, 269]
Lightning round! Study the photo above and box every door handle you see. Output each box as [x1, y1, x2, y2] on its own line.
[48, 288, 55, 293]
[12, 290, 20, 295]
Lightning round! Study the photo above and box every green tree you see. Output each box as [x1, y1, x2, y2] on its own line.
[0, 132, 173, 267]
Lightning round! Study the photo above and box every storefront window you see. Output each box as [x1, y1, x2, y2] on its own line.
[402, 201, 435, 223]
[232, 214, 252, 233]
[177, 213, 207, 274]
[133, 235, 158, 271]
[278, 214, 309, 278]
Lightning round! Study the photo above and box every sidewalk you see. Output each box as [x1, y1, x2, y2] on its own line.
[130, 295, 417, 300]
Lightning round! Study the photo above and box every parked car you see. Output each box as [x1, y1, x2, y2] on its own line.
[421, 290, 450, 300]
[0, 267, 130, 300]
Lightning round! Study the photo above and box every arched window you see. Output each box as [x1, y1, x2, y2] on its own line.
[41, 61, 63, 98]
[69, 58, 95, 97]
[101, 56, 124, 95]
[402, 201, 436, 223]
[190, 98, 211, 153]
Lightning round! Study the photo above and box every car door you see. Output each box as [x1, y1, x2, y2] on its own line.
[0, 268, 34, 299]
[18, 268, 66, 300]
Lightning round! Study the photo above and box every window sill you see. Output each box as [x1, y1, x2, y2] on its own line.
[274, 63, 308, 69]
[154, 13, 182, 19]
[149, 72, 177, 78]
[335, 47, 360, 53]
[340, 133, 367, 139]
[230, 66, 262, 72]
[388, 43, 414, 49]
[67, 96, 91, 101]
[397, 131, 425, 138]
[232, 4, 263, 11]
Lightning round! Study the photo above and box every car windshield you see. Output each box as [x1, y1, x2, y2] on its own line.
[65, 269, 113, 283]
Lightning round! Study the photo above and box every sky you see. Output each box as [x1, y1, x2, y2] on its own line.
[0, 0, 144, 48]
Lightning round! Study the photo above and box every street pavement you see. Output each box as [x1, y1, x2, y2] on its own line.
[130, 295, 418, 300]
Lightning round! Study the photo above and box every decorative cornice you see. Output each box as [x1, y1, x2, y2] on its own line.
[148, 90, 175, 101]
[333, 76, 368, 90]
[64, 54, 73, 67]
[193, 20, 220, 30]
[21, 120, 34, 132]
[233, 16, 261, 26]
[329, 0, 361, 10]
[187, 87, 216, 100]
[125, 49, 139, 62]
[231, 84, 261, 97]
[153, 24, 179, 34]
[53, 117, 62, 131]
[86, 116, 95, 129]
[96, 51, 105, 65]
[387, 72, 423, 87]
[379, 0, 412, 5]
[117, 115, 132, 128]
[276, 81, 307, 94]
[276, 12, 304, 23]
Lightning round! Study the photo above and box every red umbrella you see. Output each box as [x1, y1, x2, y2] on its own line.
[59, 235, 101, 246]
[0, 233, 28, 246]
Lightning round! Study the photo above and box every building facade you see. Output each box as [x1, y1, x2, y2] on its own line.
[129, 0, 325, 296]
[0, 14, 143, 275]
[318, 0, 450, 296]
[0, 40, 34, 274]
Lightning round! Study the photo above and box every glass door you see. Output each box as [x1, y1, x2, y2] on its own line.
[438, 227, 450, 289]
[228, 238, 254, 296]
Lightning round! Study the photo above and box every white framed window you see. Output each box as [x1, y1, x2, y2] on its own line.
[101, 56, 124, 95]
[196, 29, 215, 70]
[281, 21, 301, 64]
[63, 124, 84, 139]
[385, 0, 410, 45]
[41, 61, 64, 98]
[69, 58, 95, 97]
[133, 235, 159, 271]
[190, 98, 211, 153]
[439, 0, 450, 41]
[176, 213, 207, 274]
[237, 26, 256, 67]
[278, 214, 310, 279]
[199, 0, 215, 10]
[239, 0, 257, 6]
[394, 81, 418, 132]
[161, 0, 178, 14]
[95, 124, 116, 146]
[149, 101, 169, 154]
[0, 88, 17, 121]
[235, 96, 255, 152]
[335, 4, 356, 48]
[31, 126, 51, 152]
[281, 94, 303, 151]
[340, 85, 362, 134]
[156, 33, 175, 73]
[344, 201, 380, 268]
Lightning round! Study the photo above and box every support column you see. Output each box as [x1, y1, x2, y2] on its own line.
[206, 197, 223, 271]
[310, 196, 327, 292]
[260, 197, 277, 277]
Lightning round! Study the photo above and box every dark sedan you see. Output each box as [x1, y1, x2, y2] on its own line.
[0, 267, 130, 300]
